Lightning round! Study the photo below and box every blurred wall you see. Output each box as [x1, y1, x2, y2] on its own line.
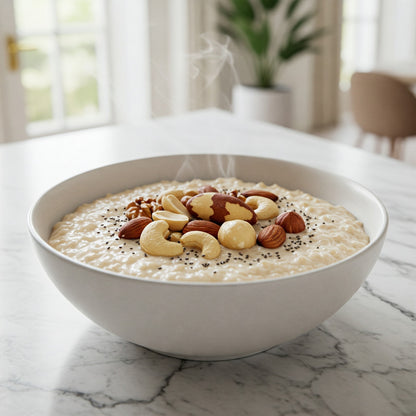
[0, 83, 4, 142]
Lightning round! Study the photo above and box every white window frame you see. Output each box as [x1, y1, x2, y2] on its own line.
[0, 1, 27, 142]
[340, 0, 381, 91]
[20, 0, 113, 137]
[1, 0, 151, 142]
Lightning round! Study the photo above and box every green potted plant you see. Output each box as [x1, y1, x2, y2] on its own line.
[218, 0, 325, 126]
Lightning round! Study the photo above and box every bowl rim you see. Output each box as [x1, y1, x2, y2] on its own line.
[27, 153, 389, 287]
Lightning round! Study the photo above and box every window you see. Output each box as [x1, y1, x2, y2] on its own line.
[14, 0, 111, 136]
[340, 0, 416, 91]
[340, 0, 380, 90]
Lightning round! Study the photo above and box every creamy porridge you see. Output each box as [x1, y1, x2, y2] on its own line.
[48, 178, 369, 282]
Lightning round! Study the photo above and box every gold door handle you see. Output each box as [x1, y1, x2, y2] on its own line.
[6, 35, 37, 71]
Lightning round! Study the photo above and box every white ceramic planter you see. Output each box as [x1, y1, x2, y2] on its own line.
[233, 84, 292, 127]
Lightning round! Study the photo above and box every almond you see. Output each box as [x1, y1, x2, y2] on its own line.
[241, 189, 278, 201]
[275, 211, 305, 233]
[182, 220, 220, 238]
[118, 217, 152, 239]
[198, 185, 218, 193]
[257, 224, 286, 248]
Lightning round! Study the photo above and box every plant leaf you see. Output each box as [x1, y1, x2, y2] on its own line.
[217, 3, 235, 20]
[288, 11, 316, 37]
[234, 18, 270, 56]
[278, 26, 325, 62]
[236, 20, 270, 56]
[231, 0, 255, 21]
[278, 41, 309, 61]
[217, 23, 241, 43]
[286, 0, 302, 19]
[253, 21, 270, 56]
[260, 0, 281, 11]
[294, 28, 326, 46]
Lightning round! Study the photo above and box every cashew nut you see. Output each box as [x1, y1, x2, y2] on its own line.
[218, 220, 256, 250]
[162, 194, 192, 218]
[168, 232, 183, 242]
[140, 220, 184, 257]
[152, 210, 189, 231]
[180, 231, 221, 259]
[245, 196, 279, 220]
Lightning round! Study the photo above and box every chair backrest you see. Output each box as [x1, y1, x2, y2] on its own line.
[350, 72, 416, 138]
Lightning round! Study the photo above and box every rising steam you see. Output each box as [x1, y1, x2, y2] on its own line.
[174, 154, 237, 182]
[189, 32, 240, 88]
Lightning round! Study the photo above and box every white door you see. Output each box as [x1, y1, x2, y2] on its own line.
[0, 0, 112, 142]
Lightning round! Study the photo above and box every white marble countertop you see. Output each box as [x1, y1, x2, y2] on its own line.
[1, 110, 415, 415]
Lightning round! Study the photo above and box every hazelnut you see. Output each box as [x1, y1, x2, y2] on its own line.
[275, 211, 305, 233]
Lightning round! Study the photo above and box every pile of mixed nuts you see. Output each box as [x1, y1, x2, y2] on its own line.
[118, 185, 305, 259]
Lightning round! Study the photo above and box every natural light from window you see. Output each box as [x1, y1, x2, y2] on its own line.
[340, 0, 380, 90]
[13, 0, 111, 137]
[340, 0, 416, 91]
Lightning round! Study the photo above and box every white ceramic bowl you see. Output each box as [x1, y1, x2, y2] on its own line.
[28, 154, 388, 360]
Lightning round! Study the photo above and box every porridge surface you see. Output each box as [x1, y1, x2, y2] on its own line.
[48, 178, 369, 282]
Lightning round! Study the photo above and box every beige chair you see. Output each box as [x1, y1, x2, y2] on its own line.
[350, 72, 416, 159]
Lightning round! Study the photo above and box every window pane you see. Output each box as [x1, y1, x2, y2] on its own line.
[354, 23, 378, 70]
[14, 0, 54, 33]
[343, 0, 380, 19]
[19, 37, 54, 123]
[57, 0, 100, 25]
[60, 34, 99, 118]
[340, 0, 381, 89]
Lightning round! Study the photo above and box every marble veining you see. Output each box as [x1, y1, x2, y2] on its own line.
[1, 110, 415, 415]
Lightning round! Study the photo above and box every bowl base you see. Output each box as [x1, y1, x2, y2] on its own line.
[146, 346, 270, 361]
